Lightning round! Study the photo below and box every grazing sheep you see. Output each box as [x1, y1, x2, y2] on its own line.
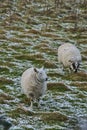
[21, 67, 48, 110]
[58, 43, 82, 72]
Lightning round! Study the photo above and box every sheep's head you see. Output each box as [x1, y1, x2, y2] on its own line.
[34, 67, 48, 82]
[69, 60, 81, 72]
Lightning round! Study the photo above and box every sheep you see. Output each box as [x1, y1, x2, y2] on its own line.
[21, 67, 48, 110]
[58, 43, 82, 72]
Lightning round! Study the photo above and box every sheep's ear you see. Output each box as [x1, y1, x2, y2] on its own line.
[34, 68, 38, 73]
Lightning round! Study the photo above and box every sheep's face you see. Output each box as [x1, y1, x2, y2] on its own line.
[70, 61, 80, 72]
[34, 67, 48, 82]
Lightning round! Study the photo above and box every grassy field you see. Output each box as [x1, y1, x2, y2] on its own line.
[0, 0, 87, 129]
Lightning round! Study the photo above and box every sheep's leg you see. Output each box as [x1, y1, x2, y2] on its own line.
[37, 98, 41, 108]
[68, 68, 71, 73]
[62, 64, 66, 71]
[28, 92, 34, 110]
[69, 67, 74, 73]
[29, 99, 33, 110]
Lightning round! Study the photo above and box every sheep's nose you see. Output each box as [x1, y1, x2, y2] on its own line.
[74, 69, 78, 73]
[46, 78, 48, 81]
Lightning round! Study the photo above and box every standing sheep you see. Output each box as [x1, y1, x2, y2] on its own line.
[21, 67, 48, 110]
[58, 43, 82, 72]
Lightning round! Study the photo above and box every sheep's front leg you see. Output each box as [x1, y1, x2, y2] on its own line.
[28, 92, 34, 111]
[29, 99, 33, 110]
[36, 98, 41, 108]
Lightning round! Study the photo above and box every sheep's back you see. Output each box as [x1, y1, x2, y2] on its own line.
[58, 43, 74, 63]
[58, 43, 81, 67]
[21, 68, 35, 95]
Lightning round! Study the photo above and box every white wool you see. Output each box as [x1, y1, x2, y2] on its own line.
[58, 43, 81, 68]
[21, 67, 47, 101]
